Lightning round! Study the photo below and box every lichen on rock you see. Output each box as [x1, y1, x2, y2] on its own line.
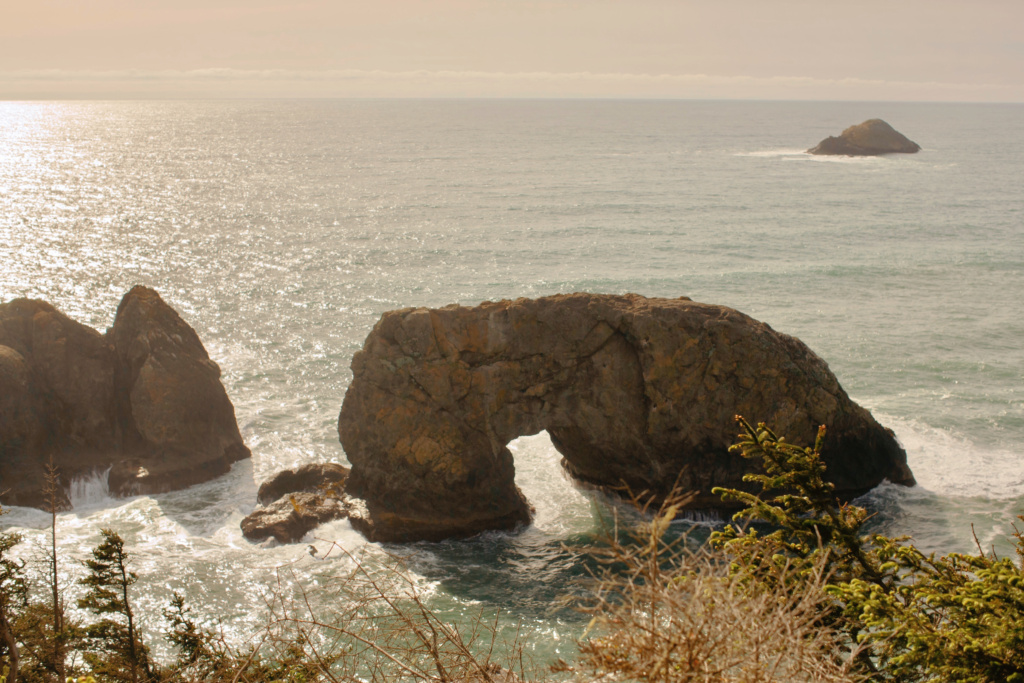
[242, 463, 351, 543]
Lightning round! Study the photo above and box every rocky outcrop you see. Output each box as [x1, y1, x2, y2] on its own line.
[0, 300, 117, 508]
[241, 463, 350, 543]
[339, 293, 914, 542]
[257, 462, 350, 505]
[0, 286, 250, 509]
[240, 491, 349, 544]
[808, 119, 920, 156]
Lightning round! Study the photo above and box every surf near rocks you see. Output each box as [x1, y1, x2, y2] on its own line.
[0, 286, 250, 509]
[338, 293, 914, 542]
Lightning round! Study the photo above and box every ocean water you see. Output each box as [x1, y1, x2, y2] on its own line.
[1, 99, 1023, 663]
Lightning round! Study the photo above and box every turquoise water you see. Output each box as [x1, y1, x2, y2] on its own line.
[1, 100, 1023, 661]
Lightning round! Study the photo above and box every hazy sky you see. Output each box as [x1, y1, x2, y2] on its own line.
[2, 0, 1022, 100]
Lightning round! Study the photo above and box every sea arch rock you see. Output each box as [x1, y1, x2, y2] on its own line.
[339, 293, 914, 542]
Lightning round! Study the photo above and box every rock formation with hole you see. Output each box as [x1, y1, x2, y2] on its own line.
[339, 293, 915, 542]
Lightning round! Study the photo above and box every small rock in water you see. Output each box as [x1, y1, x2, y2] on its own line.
[257, 462, 349, 505]
[241, 492, 349, 544]
[241, 462, 352, 543]
[808, 119, 920, 156]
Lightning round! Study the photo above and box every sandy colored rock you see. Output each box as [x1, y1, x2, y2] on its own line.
[0, 286, 250, 508]
[339, 293, 914, 542]
[808, 119, 920, 156]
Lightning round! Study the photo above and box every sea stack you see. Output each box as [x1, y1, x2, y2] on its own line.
[240, 462, 351, 543]
[339, 293, 915, 543]
[0, 286, 250, 509]
[808, 119, 920, 156]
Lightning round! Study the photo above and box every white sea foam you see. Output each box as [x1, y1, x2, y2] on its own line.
[68, 467, 114, 509]
[676, 509, 724, 526]
[887, 416, 1024, 500]
[509, 431, 597, 536]
[734, 148, 897, 165]
[734, 148, 808, 157]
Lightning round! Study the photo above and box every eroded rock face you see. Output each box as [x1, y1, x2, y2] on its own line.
[0, 286, 250, 508]
[339, 293, 914, 542]
[0, 300, 119, 508]
[241, 463, 351, 543]
[105, 287, 251, 495]
[808, 119, 920, 156]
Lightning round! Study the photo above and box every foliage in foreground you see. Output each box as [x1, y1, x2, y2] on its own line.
[4, 418, 1024, 682]
[0, 509, 529, 683]
[77, 529, 154, 683]
[560, 492, 858, 683]
[710, 417, 1024, 682]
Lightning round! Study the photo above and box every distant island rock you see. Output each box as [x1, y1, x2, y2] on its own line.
[0, 286, 250, 509]
[241, 462, 351, 544]
[808, 119, 921, 156]
[338, 293, 915, 543]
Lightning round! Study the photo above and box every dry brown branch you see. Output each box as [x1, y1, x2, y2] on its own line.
[252, 542, 532, 683]
[559, 491, 863, 683]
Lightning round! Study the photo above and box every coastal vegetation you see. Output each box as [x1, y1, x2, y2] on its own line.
[2, 418, 1023, 682]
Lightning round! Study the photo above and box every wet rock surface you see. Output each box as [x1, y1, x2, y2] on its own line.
[339, 293, 915, 542]
[242, 463, 351, 543]
[256, 462, 350, 505]
[240, 491, 349, 544]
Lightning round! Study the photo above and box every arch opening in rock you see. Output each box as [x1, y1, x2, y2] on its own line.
[507, 430, 599, 537]
[338, 293, 914, 543]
